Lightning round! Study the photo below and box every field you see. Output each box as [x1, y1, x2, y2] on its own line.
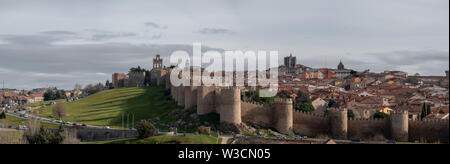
[35, 86, 182, 129]
[0, 129, 24, 144]
[89, 135, 219, 144]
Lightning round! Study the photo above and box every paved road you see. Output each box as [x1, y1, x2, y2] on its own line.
[5, 111, 106, 129]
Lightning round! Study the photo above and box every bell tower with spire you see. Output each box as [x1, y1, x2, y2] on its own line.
[338, 60, 345, 70]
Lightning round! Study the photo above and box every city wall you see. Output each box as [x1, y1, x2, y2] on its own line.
[151, 68, 449, 142]
[293, 110, 330, 137]
[408, 119, 449, 143]
[52, 128, 138, 142]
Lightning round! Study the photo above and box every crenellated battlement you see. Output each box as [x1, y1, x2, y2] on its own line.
[241, 101, 269, 109]
[411, 118, 449, 124]
[274, 98, 293, 104]
[293, 110, 328, 118]
[348, 118, 388, 121]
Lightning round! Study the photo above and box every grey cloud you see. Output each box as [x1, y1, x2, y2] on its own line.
[0, 34, 61, 46]
[367, 50, 449, 66]
[85, 29, 137, 41]
[0, 34, 222, 89]
[366, 50, 449, 75]
[197, 28, 235, 35]
[144, 22, 168, 30]
[40, 31, 78, 36]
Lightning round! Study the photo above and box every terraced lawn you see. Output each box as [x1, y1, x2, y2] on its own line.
[35, 86, 181, 129]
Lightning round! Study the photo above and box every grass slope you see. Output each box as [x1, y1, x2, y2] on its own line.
[90, 135, 218, 144]
[36, 86, 181, 129]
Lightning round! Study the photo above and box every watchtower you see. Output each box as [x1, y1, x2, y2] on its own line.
[273, 98, 294, 135]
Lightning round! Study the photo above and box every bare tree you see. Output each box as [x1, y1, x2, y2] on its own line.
[74, 84, 82, 90]
[52, 103, 66, 120]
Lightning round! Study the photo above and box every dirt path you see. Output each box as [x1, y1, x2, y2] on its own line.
[219, 136, 232, 144]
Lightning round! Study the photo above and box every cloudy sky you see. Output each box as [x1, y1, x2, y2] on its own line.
[0, 0, 448, 90]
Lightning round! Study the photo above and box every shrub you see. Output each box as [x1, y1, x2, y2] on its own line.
[295, 102, 315, 112]
[373, 112, 390, 119]
[0, 112, 6, 119]
[136, 120, 156, 139]
[25, 127, 63, 144]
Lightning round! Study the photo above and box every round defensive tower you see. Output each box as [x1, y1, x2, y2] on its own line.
[156, 70, 165, 86]
[165, 70, 172, 90]
[177, 84, 185, 107]
[170, 82, 175, 98]
[274, 98, 294, 135]
[184, 86, 197, 109]
[197, 86, 216, 115]
[218, 87, 242, 124]
[390, 110, 409, 142]
[330, 108, 348, 139]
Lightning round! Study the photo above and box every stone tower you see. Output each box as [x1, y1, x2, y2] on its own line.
[176, 84, 185, 107]
[164, 70, 171, 90]
[390, 110, 409, 142]
[217, 87, 242, 124]
[184, 86, 198, 109]
[153, 54, 163, 69]
[197, 86, 216, 115]
[330, 108, 348, 139]
[273, 98, 294, 135]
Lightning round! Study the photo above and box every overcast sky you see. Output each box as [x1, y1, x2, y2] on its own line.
[0, 0, 448, 90]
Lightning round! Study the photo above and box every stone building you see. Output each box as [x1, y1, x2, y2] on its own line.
[335, 60, 352, 79]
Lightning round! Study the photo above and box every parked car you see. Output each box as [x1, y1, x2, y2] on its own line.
[351, 138, 362, 142]
[234, 134, 245, 138]
[81, 123, 87, 127]
[276, 135, 286, 140]
[257, 134, 265, 138]
[387, 140, 397, 144]
[103, 126, 110, 129]
[294, 135, 304, 140]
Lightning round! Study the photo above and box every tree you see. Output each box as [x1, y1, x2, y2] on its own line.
[24, 127, 63, 144]
[84, 83, 105, 95]
[129, 66, 147, 73]
[136, 120, 156, 139]
[277, 90, 291, 99]
[52, 103, 66, 120]
[296, 102, 315, 113]
[74, 84, 82, 90]
[0, 111, 6, 119]
[373, 112, 390, 119]
[245, 90, 275, 105]
[421, 103, 432, 119]
[44, 90, 55, 101]
[350, 70, 358, 77]
[296, 91, 311, 104]
[439, 110, 445, 114]
[348, 110, 355, 119]
[105, 80, 110, 87]
[328, 99, 338, 108]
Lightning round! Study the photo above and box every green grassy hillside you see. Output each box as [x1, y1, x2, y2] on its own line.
[35, 86, 181, 129]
